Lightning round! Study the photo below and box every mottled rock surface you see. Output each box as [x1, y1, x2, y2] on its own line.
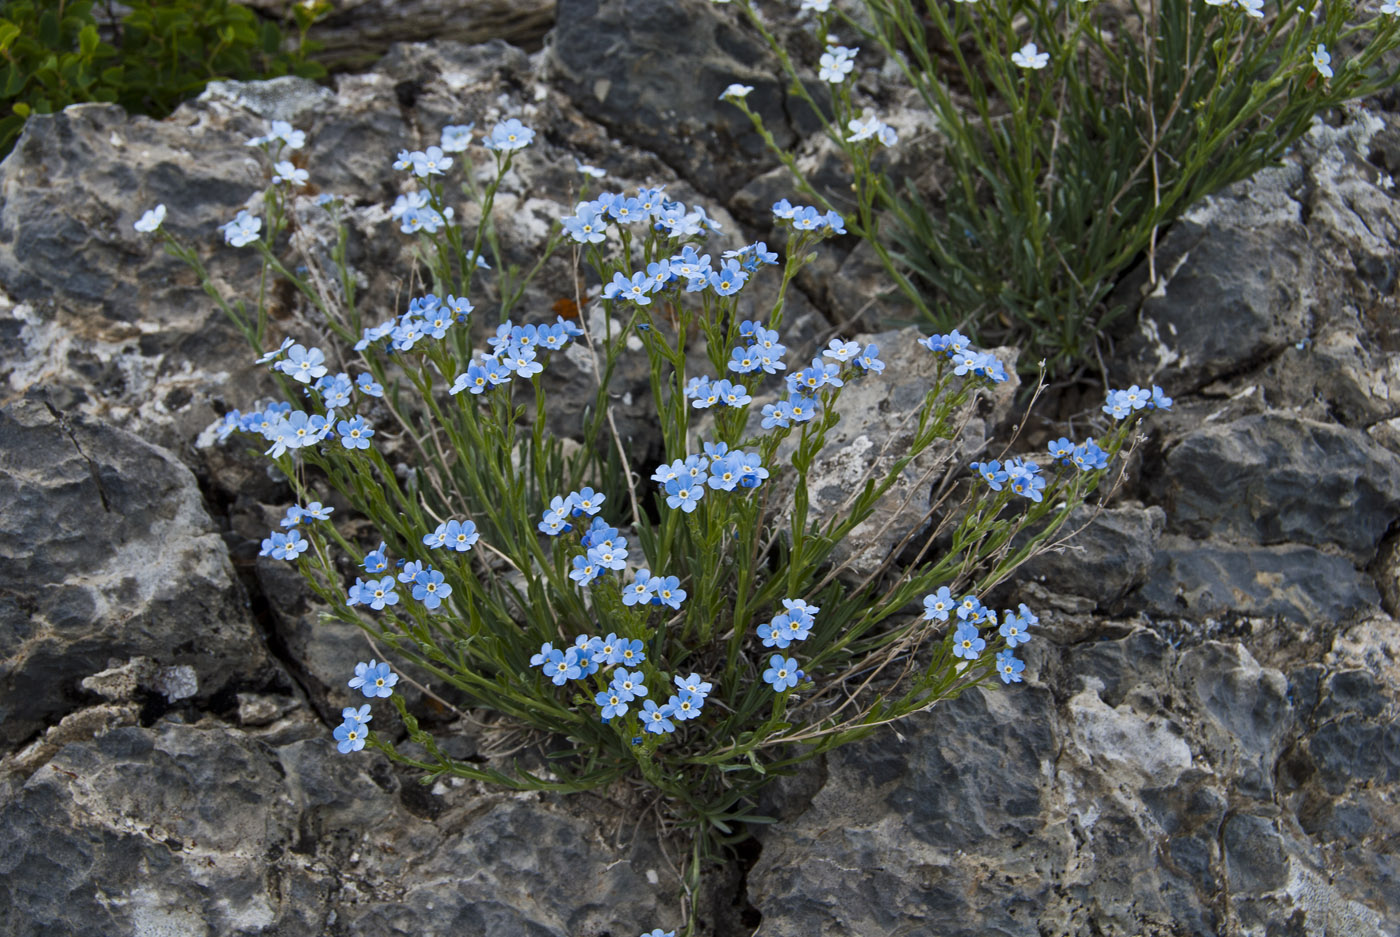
[0, 720, 674, 937]
[0, 395, 268, 750]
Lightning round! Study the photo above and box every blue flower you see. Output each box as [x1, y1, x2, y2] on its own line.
[342, 704, 372, 723]
[596, 688, 629, 720]
[1149, 385, 1173, 410]
[570, 635, 601, 676]
[570, 487, 605, 516]
[674, 673, 712, 698]
[611, 668, 648, 701]
[134, 203, 166, 233]
[607, 195, 645, 224]
[956, 594, 984, 621]
[563, 209, 607, 243]
[334, 716, 367, 753]
[616, 638, 646, 667]
[530, 642, 556, 668]
[439, 122, 475, 152]
[668, 691, 703, 721]
[758, 621, 789, 648]
[787, 396, 818, 423]
[952, 623, 985, 660]
[412, 568, 453, 609]
[1071, 439, 1109, 471]
[641, 699, 677, 734]
[349, 659, 399, 697]
[923, 586, 954, 621]
[1006, 460, 1047, 502]
[779, 610, 814, 643]
[261, 530, 307, 561]
[763, 654, 803, 691]
[337, 416, 374, 449]
[999, 611, 1031, 647]
[303, 502, 333, 521]
[346, 578, 368, 606]
[996, 650, 1026, 684]
[665, 478, 705, 512]
[606, 271, 656, 306]
[570, 554, 601, 585]
[623, 569, 657, 607]
[761, 400, 794, 429]
[361, 577, 399, 611]
[278, 344, 328, 384]
[543, 648, 583, 685]
[652, 575, 686, 609]
[971, 459, 1009, 491]
[639, 930, 676, 937]
[728, 345, 761, 374]
[485, 118, 534, 151]
[397, 560, 425, 584]
[1046, 437, 1076, 465]
[709, 260, 748, 296]
[220, 210, 261, 247]
[442, 519, 479, 552]
[588, 542, 628, 570]
[280, 505, 303, 528]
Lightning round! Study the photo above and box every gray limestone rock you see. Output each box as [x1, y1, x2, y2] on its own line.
[0, 396, 268, 751]
[0, 719, 677, 937]
[1018, 504, 1165, 611]
[749, 626, 1400, 936]
[771, 327, 1020, 581]
[1133, 535, 1381, 623]
[548, 0, 800, 196]
[1162, 412, 1400, 563]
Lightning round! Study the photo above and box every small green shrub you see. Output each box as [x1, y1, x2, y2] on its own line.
[732, 0, 1400, 375]
[0, 0, 328, 156]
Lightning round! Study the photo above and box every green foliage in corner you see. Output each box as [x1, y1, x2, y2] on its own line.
[0, 0, 329, 156]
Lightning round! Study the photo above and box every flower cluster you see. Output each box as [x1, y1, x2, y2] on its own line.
[334, 661, 398, 753]
[750, 327, 882, 429]
[531, 636, 714, 736]
[563, 186, 723, 246]
[1102, 384, 1172, 420]
[848, 110, 899, 146]
[772, 197, 846, 234]
[923, 589, 1037, 683]
[919, 329, 1008, 383]
[970, 457, 1047, 501]
[651, 442, 769, 513]
[446, 317, 583, 394]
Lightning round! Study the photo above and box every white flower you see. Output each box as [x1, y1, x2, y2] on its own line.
[1313, 43, 1333, 79]
[1384, 0, 1399, 14]
[220, 210, 262, 248]
[800, 0, 832, 10]
[134, 204, 166, 233]
[440, 123, 475, 153]
[720, 83, 755, 101]
[273, 160, 309, 186]
[269, 120, 305, 150]
[847, 112, 890, 143]
[818, 45, 858, 83]
[1011, 42, 1050, 69]
[575, 159, 606, 178]
[878, 124, 899, 146]
[1235, 0, 1264, 18]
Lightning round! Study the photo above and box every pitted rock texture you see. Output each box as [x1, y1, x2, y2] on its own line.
[749, 622, 1400, 937]
[0, 720, 675, 937]
[0, 395, 267, 750]
[1162, 412, 1400, 563]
